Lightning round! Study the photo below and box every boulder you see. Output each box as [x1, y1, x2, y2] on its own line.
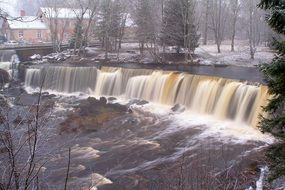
[127, 99, 149, 106]
[171, 104, 186, 113]
[108, 97, 117, 102]
[99, 97, 107, 105]
[0, 95, 8, 108]
[60, 97, 129, 133]
[0, 69, 9, 84]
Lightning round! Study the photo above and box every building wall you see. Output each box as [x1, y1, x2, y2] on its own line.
[8, 29, 50, 43]
[1, 19, 50, 43]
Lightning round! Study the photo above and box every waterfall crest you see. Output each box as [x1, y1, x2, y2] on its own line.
[25, 66, 97, 93]
[25, 66, 268, 126]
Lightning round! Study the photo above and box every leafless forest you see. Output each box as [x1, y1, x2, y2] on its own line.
[1, 0, 278, 62]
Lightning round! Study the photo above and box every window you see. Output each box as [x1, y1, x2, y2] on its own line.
[37, 30, 42, 39]
[18, 30, 24, 38]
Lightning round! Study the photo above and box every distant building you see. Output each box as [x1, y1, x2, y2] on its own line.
[2, 11, 49, 43]
[38, 7, 91, 43]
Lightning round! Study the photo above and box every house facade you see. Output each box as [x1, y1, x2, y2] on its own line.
[2, 12, 49, 43]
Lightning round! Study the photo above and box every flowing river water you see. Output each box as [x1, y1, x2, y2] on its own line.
[0, 60, 275, 189]
[18, 65, 274, 189]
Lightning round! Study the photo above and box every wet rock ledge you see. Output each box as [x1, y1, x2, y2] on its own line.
[60, 97, 129, 133]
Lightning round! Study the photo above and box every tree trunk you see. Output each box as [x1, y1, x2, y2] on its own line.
[231, 0, 239, 52]
[217, 41, 221, 53]
[203, 0, 210, 45]
[249, 0, 255, 59]
[105, 34, 109, 61]
[217, 0, 222, 53]
[231, 33, 235, 52]
[140, 42, 144, 57]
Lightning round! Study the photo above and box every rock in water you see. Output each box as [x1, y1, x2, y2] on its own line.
[108, 97, 117, 102]
[60, 97, 129, 133]
[127, 99, 149, 106]
[171, 104, 186, 113]
[0, 69, 9, 84]
[99, 97, 107, 105]
[0, 95, 8, 108]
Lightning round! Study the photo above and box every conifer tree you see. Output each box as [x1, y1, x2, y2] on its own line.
[161, 0, 200, 55]
[135, 0, 157, 55]
[70, 20, 85, 49]
[97, 0, 125, 52]
[259, 0, 285, 181]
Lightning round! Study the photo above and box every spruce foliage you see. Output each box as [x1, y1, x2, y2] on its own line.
[69, 20, 86, 49]
[259, 0, 285, 181]
[161, 0, 200, 53]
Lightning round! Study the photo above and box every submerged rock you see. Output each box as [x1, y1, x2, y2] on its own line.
[5, 85, 25, 97]
[15, 92, 39, 106]
[14, 91, 56, 106]
[60, 97, 129, 133]
[127, 99, 149, 106]
[0, 69, 9, 84]
[107, 97, 117, 102]
[0, 95, 8, 108]
[99, 97, 107, 105]
[171, 104, 186, 113]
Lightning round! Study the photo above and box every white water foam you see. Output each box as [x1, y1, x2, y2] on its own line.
[130, 103, 275, 144]
[246, 166, 269, 190]
[23, 84, 275, 145]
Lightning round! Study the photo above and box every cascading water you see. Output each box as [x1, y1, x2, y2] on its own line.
[25, 66, 98, 93]
[25, 66, 268, 126]
[0, 51, 19, 78]
[94, 69, 123, 96]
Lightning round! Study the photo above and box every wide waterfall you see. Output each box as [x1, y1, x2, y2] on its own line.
[25, 66, 268, 126]
[25, 67, 98, 93]
[0, 52, 19, 78]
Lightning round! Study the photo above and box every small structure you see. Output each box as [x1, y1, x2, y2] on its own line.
[2, 11, 49, 43]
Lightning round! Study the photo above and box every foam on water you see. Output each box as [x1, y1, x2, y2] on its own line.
[131, 103, 274, 144]
[0, 62, 12, 70]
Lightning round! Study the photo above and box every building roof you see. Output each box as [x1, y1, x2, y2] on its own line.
[7, 16, 48, 30]
[40, 7, 91, 19]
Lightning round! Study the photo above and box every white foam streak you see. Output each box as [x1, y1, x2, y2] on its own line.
[132, 103, 274, 144]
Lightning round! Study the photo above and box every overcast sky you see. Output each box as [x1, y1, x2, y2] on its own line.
[1, 0, 19, 16]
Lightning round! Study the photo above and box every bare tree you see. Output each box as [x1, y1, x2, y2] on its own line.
[40, 0, 61, 52]
[0, 77, 46, 190]
[134, 0, 158, 58]
[97, 0, 126, 60]
[209, 0, 228, 53]
[230, 0, 240, 52]
[249, 0, 257, 59]
[202, 0, 210, 45]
